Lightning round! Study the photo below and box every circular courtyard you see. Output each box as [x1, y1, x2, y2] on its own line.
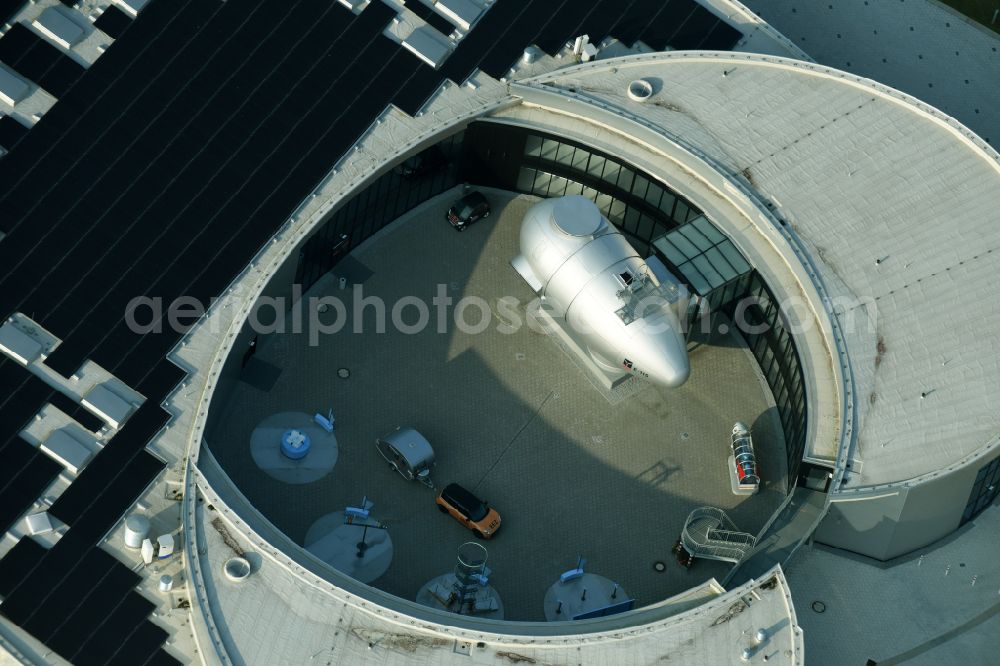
[206, 189, 787, 621]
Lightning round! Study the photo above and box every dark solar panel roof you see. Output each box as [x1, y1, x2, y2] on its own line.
[0, 440, 61, 533]
[0, 1, 740, 660]
[0, 23, 86, 98]
[48, 390, 105, 433]
[0, 0, 24, 25]
[405, 0, 454, 36]
[0, 114, 29, 151]
[0, 535, 46, 597]
[94, 5, 134, 40]
[0, 361, 64, 532]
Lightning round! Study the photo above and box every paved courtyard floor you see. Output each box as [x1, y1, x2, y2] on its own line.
[207, 189, 787, 621]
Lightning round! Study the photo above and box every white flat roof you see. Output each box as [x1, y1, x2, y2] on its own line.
[40, 429, 93, 475]
[0, 66, 30, 107]
[401, 25, 451, 68]
[33, 7, 85, 49]
[523, 52, 1000, 486]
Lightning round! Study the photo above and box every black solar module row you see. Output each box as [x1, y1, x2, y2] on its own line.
[477, 1, 557, 79]
[0, 458, 171, 665]
[0, 359, 53, 432]
[106, 617, 171, 666]
[613, 0, 663, 48]
[48, 402, 167, 526]
[391, 63, 442, 116]
[0, 440, 62, 533]
[0, 23, 86, 98]
[0, 0, 216, 227]
[0, 363, 64, 538]
[22, 2, 397, 382]
[0, 0, 24, 25]
[641, 0, 701, 51]
[0, 536, 46, 597]
[0, 536, 48, 597]
[0, 114, 29, 151]
[94, 4, 135, 40]
[47, 390, 105, 433]
[48, 576, 166, 666]
[21, 545, 129, 640]
[57, 559, 145, 643]
[405, 0, 455, 37]
[0, 1, 742, 662]
[531, 1, 600, 56]
[441, 0, 524, 83]
[60, 591, 156, 664]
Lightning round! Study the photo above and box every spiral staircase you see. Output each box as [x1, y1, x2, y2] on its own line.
[681, 507, 757, 563]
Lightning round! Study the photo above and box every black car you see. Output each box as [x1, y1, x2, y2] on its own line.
[446, 191, 490, 231]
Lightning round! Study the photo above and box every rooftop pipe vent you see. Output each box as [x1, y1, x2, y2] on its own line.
[627, 79, 653, 103]
[224, 556, 251, 582]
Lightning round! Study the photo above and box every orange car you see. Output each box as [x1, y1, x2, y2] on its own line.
[436, 483, 501, 539]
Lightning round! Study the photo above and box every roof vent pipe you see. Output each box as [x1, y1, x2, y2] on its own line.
[627, 79, 654, 102]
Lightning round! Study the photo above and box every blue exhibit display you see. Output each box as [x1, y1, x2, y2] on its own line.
[281, 429, 311, 460]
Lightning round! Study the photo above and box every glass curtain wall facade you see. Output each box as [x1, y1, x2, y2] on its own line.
[961, 455, 1000, 525]
[729, 273, 808, 486]
[652, 215, 753, 328]
[515, 133, 703, 257]
[294, 132, 465, 291]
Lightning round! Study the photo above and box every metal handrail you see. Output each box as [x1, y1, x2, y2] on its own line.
[681, 507, 756, 563]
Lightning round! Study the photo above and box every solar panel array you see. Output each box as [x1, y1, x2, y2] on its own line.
[0, 114, 28, 152]
[405, 0, 455, 37]
[0, 0, 741, 662]
[94, 5, 135, 40]
[0, 0, 25, 25]
[0, 23, 85, 98]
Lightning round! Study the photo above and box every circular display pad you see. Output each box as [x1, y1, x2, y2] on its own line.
[550, 195, 602, 237]
[543, 573, 627, 621]
[250, 411, 338, 484]
[415, 573, 505, 620]
[304, 511, 393, 584]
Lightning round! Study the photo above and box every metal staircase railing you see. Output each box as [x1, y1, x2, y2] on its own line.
[681, 507, 756, 564]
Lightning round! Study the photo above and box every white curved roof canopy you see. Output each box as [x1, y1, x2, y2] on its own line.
[517, 52, 1000, 488]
